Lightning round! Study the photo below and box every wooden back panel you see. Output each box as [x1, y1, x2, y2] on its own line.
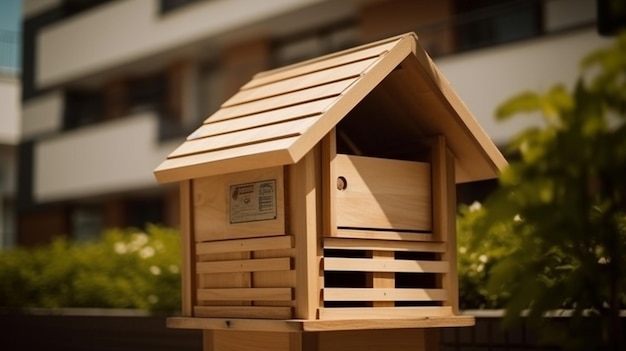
[334, 154, 431, 232]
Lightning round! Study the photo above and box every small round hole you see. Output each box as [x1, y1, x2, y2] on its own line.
[337, 176, 347, 191]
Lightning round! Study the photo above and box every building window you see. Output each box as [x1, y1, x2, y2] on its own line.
[126, 197, 165, 229]
[63, 89, 105, 130]
[271, 20, 358, 67]
[160, 0, 206, 13]
[71, 205, 103, 242]
[454, 0, 542, 51]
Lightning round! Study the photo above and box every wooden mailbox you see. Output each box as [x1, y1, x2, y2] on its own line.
[154, 32, 507, 351]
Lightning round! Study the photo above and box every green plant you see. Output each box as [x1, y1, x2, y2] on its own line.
[466, 33, 626, 350]
[0, 225, 181, 313]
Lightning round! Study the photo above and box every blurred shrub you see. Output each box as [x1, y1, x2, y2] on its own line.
[456, 201, 518, 310]
[0, 225, 181, 313]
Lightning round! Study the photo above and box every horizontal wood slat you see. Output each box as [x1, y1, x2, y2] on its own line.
[324, 257, 448, 273]
[206, 78, 357, 124]
[196, 236, 293, 255]
[194, 306, 293, 320]
[335, 154, 432, 231]
[188, 97, 337, 141]
[318, 306, 453, 320]
[335, 229, 434, 242]
[197, 288, 293, 301]
[169, 116, 318, 159]
[324, 238, 446, 253]
[324, 288, 448, 301]
[244, 39, 400, 90]
[155, 137, 297, 182]
[223, 57, 379, 108]
[197, 257, 292, 274]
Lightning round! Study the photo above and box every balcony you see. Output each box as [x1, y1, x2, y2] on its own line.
[34, 112, 181, 202]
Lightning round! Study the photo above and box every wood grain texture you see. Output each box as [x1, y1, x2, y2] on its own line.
[318, 306, 452, 320]
[197, 257, 292, 274]
[323, 288, 447, 302]
[324, 257, 448, 273]
[431, 136, 459, 314]
[196, 235, 293, 255]
[223, 57, 379, 108]
[169, 116, 318, 159]
[207, 78, 356, 124]
[197, 288, 293, 301]
[188, 97, 337, 141]
[194, 306, 293, 320]
[334, 154, 431, 231]
[154, 137, 297, 183]
[324, 238, 445, 253]
[289, 148, 323, 320]
[193, 167, 285, 242]
[179, 180, 195, 316]
[334, 229, 434, 241]
[245, 37, 402, 89]
[167, 314, 475, 332]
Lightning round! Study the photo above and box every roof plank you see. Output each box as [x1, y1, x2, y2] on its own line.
[154, 137, 299, 183]
[206, 78, 356, 124]
[243, 38, 402, 90]
[169, 116, 319, 159]
[188, 97, 337, 141]
[223, 57, 379, 108]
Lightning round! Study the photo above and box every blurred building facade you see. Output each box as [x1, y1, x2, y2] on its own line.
[0, 26, 20, 249]
[19, 0, 608, 245]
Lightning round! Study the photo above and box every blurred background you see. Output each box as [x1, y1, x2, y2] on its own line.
[0, 0, 616, 249]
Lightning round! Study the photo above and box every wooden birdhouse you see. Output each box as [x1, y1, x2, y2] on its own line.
[154, 32, 507, 351]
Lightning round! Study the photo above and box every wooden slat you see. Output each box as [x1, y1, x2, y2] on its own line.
[194, 306, 293, 320]
[431, 135, 460, 314]
[169, 116, 319, 159]
[289, 147, 323, 320]
[322, 128, 338, 237]
[371, 251, 394, 307]
[324, 257, 448, 273]
[206, 78, 357, 123]
[335, 229, 434, 242]
[188, 97, 337, 141]
[197, 288, 293, 301]
[244, 39, 401, 90]
[324, 288, 447, 301]
[324, 238, 446, 253]
[196, 257, 292, 274]
[224, 57, 379, 108]
[154, 136, 297, 183]
[334, 154, 431, 231]
[179, 180, 194, 316]
[253, 246, 297, 307]
[196, 235, 293, 255]
[318, 306, 453, 320]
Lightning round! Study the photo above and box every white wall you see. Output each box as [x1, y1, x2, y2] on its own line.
[0, 77, 20, 144]
[22, 90, 63, 139]
[435, 28, 612, 145]
[37, 0, 333, 88]
[34, 112, 181, 202]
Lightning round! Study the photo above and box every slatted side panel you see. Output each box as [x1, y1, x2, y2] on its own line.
[194, 235, 295, 320]
[156, 36, 407, 182]
[320, 237, 453, 320]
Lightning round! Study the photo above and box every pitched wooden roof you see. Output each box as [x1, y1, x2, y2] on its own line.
[154, 32, 507, 184]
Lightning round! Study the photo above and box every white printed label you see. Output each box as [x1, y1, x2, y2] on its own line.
[229, 179, 277, 224]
